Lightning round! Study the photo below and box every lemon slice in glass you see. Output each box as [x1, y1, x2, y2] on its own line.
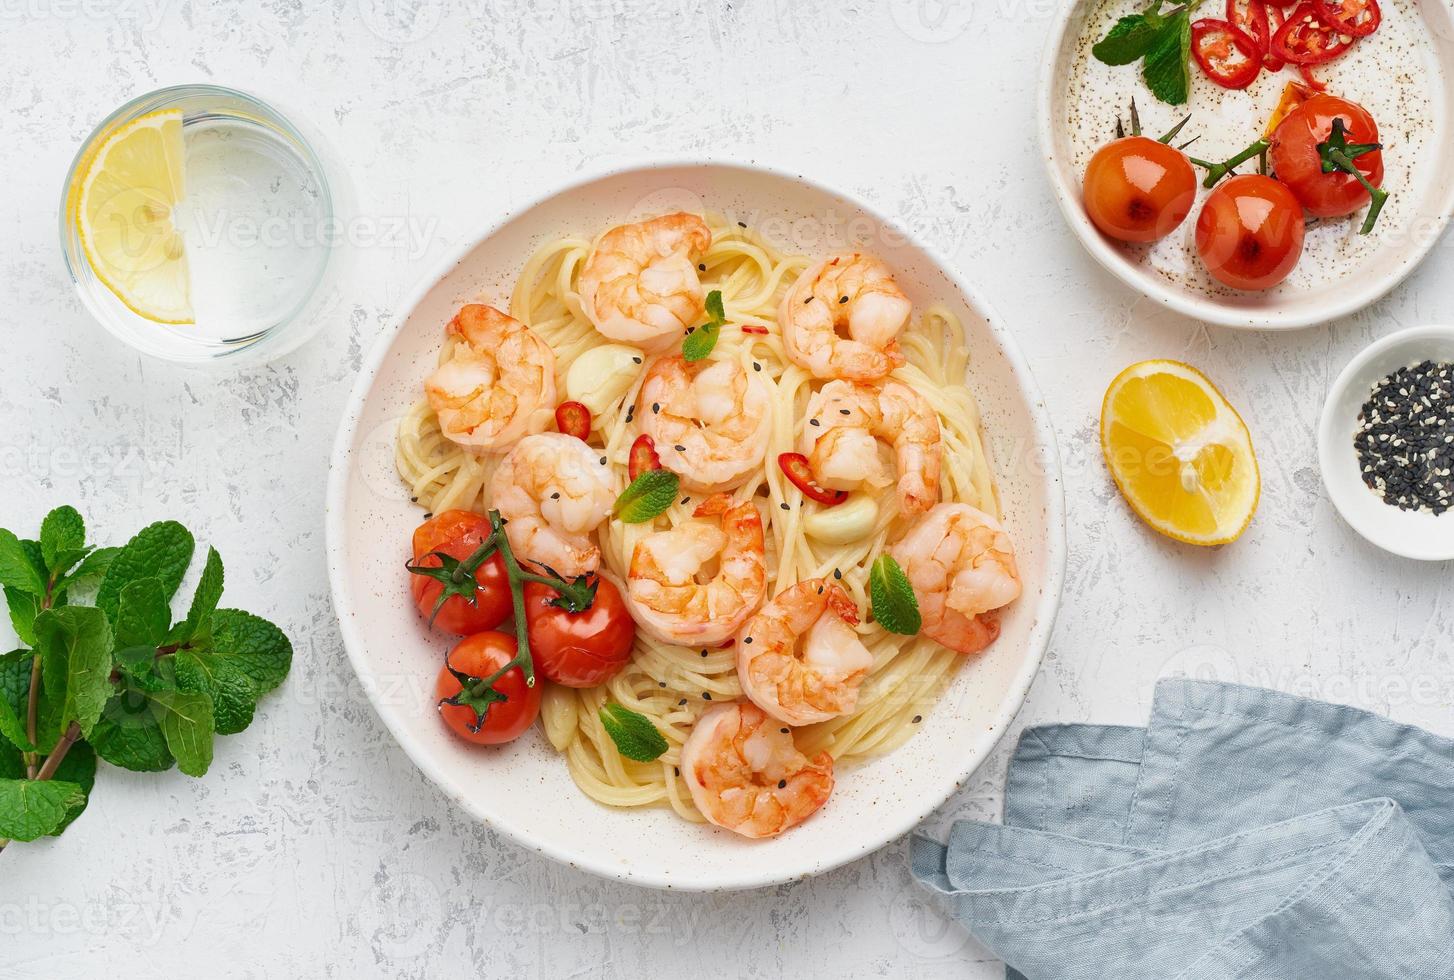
[74, 108, 192, 324]
[1100, 359, 1260, 546]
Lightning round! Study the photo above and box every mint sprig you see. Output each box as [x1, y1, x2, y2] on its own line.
[614, 469, 681, 524]
[1093, 0, 1202, 107]
[599, 703, 668, 762]
[869, 554, 922, 636]
[682, 289, 727, 363]
[0, 507, 292, 849]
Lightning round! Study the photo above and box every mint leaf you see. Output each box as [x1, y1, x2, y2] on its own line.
[34, 606, 115, 743]
[1143, 11, 1193, 106]
[115, 578, 171, 649]
[1093, 14, 1160, 65]
[870, 554, 922, 635]
[97, 521, 194, 620]
[169, 547, 223, 644]
[204, 610, 292, 696]
[57, 546, 119, 593]
[613, 469, 681, 524]
[0, 529, 45, 597]
[681, 323, 719, 362]
[598, 703, 668, 762]
[5, 587, 40, 646]
[0, 650, 34, 752]
[39, 507, 85, 573]
[682, 289, 727, 363]
[90, 695, 174, 772]
[0, 778, 85, 842]
[48, 739, 96, 835]
[150, 689, 214, 777]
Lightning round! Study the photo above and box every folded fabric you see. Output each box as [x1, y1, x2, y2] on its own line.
[911, 679, 1454, 979]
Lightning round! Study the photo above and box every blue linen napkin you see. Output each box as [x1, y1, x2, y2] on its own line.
[911, 680, 1454, 979]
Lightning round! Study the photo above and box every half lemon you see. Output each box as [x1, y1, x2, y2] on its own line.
[1100, 359, 1259, 545]
[73, 108, 192, 324]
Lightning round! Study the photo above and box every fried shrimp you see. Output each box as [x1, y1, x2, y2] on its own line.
[489, 433, 615, 577]
[626, 494, 767, 647]
[802, 379, 942, 516]
[778, 252, 911, 381]
[736, 580, 873, 727]
[424, 304, 557, 452]
[889, 503, 1021, 655]
[637, 355, 773, 492]
[578, 212, 713, 354]
[680, 702, 835, 839]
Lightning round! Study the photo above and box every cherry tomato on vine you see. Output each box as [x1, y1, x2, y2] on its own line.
[1195, 175, 1306, 290]
[1269, 94, 1384, 219]
[1192, 19, 1263, 89]
[1271, 2, 1355, 64]
[409, 510, 511, 634]
[524, 575, 635, 688]
[1082, 137, 1197, 243]
[435, 631, 540, 745]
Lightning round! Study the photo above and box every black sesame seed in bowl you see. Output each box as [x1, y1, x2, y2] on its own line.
[1319, 325, 1454, 562]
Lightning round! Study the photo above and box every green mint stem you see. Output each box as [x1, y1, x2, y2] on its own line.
[34, 721, 81, 782]
[1191, 139, 1270, 188]
[23, 583, 55, 778]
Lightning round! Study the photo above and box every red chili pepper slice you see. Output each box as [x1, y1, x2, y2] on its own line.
[1264, 3, 1287, 68]
[740, 324, 769, 335]
[1316, 0, 1379, 37]
[1227, 0, 1272, 56]
[1271, 2, 1355, 64]
[777, 452, 848, 506]
[1298, 63, 1328, 90]
[555, 401, 591, 441]
[1192, 19, 1263, 89]
[628, 434, 662, 480]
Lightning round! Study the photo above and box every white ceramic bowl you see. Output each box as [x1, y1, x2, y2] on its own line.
[1319, 324, 1454, 561]
[1039, 0, 1454, 330]
[325, 160, 1066, 890]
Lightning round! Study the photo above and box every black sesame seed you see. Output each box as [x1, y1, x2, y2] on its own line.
[809, 418, 820, 426]
[700, 650, 709, 657]
[599, 457, 607, 465]
[681, 497, 690, 505]
[743, 636, 753, 644]
[753, 362, 761, 372]
[780, 727, 789, 734]
[777, 779, 787, 789]
[698, 263, 706, 271]
[703, 692, 712, 700]
[912, 715, 922, 723]
[551, 492, 560, 499]
[679, 698, 688, 705]
[833, 568, 842, 579]
[803, 296, 812, 305]
[780, 502, 790, 510]
[423, 512, 433, 519]
[652, 403, 660, 414]
[839, 296, 848, 304]
[737, 221, 747, 228]
[632, 356, 642, 364]
[658, 681, 666, 688]
[675, 444, 686, 452]
[674, 766, 680, 776]
[839, 408, 851, 415]
[409, 496, 418, 503]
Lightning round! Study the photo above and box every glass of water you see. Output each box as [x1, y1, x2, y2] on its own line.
[59, 84, 336, 364]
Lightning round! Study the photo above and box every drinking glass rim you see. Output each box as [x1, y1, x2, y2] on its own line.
[58, 83, 336, 364]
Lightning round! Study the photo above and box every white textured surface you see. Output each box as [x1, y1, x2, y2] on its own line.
[2, 2, 1452, 978]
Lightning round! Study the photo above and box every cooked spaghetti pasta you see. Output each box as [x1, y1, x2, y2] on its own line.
[396, 214, 1001, 822]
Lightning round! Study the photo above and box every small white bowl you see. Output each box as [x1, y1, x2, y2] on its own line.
[1319, 325, 1454, 561]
